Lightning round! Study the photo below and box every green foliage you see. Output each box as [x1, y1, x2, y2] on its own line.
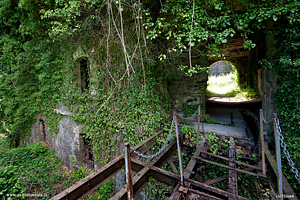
[83, 180, 114, 200]
[70, 155, 89, 180]
[207, 72, 260, 99]
[0, 143, 67, 200]
[0, 0, 299, 193]
[257, 1, 300, 191]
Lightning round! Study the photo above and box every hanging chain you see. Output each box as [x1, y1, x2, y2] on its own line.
[260, 109, 273, 124]
[176, 105, 205, 134]
[177, 105, 200, 120]
[130, 115, 175, 159]
[274, 116, 300, 183]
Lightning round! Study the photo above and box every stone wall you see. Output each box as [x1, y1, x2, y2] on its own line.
[28, 113, 84, 170]
[167, 71, 208, 113]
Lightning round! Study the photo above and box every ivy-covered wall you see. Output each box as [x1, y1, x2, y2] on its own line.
[28, 113, 84, 170]
[1, 0, 299, 193]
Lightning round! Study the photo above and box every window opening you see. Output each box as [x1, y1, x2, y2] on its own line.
[80, 58, 90, 93]
[38, 119, 45, 142]
[82, 137, 94, 170]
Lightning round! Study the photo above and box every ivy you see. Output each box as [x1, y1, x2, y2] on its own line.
[0, 0, 299, 193]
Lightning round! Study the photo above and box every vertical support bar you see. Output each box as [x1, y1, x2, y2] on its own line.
[273, 113, 283, 200]
[196, 105, 201, 154]
[259, 109, 266, 176]
[124, 143, 133, 200]
[174, 111, 184, 185]
[228, 136, 238, 199]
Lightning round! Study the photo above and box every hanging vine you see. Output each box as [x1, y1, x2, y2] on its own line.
[0, 0, 299, 191]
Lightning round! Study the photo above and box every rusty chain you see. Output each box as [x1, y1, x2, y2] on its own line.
[177, 105, 200, 120]
[131, 105, 203, 159]
[177, 105, 204, 133]
[130, 114, 175, 159]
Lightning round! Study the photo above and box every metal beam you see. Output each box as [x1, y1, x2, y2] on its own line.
[264, 142, 298, 200]
[124, 143, 133, 200]
[51, 154, 125, 200]
[169, 133, 208, 198]
[149, 166, 248, 200]
[109, 132, 184, 199]
[51, 130, 165, 200]
[188, 188, 223, 200]
[228, 137, 238, 199]
[184, 133, 208, 178]
[194, 157, 267, 178]
[131, 130, 165, 159]
[111, 166, 150, 200]
[169, 159, 179, 174]
[199, 150, 263, 171]
[203, 167, 256, 185]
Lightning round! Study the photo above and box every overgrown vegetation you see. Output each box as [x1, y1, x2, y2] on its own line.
[0, 142, 75, 199]
[207, 72, 259, 99]
[0, 0, 299, 195]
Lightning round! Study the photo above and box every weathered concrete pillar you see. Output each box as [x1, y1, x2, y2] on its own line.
[262, 68, 278, 132]
[262, 19, 279, 134]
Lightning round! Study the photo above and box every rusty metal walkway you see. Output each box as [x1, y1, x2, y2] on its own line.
[50, 135, 262, 199]
[51, 109, 298, 200]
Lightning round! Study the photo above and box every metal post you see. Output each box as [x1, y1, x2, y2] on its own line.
[259, 109, 266, 176]
[174, 111, 184, 185]
[124, 143, 133, 200]
[196, 105, 201, 154]
[273, 113, 283, 200]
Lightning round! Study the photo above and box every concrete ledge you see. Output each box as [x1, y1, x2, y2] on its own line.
[192, 122, 247, 139]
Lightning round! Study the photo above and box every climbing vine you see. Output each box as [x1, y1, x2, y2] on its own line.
[0, 0, 299, 191]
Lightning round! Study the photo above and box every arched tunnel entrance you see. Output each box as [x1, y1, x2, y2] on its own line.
[206, 60, 262, 145]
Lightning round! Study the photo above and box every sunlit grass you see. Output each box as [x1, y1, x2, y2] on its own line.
[207, 72, 259, 99]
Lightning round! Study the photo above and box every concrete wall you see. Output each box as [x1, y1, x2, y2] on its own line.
[168, 71, 208, 113]
[28, 113, 84, 170]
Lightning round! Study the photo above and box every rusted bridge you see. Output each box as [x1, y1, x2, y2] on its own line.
[51, 110, 298, 200]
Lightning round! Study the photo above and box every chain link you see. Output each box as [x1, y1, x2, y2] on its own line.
[177, 105, 200, 120]
[177, 105, 204, 133]
[260, 109, 273, 124]
[274, 116, 300, 183]
[130, 115, 175, 159]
